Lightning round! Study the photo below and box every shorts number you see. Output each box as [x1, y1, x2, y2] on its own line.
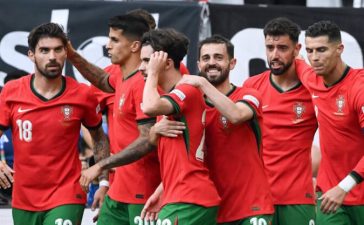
[156, 218, 172, 225]
[309, 219, 315, 225]
[55, 218, 72, 225]
[250, 217, 267, 225]
[134, 216, 143, 225]
[16, 119, 32, 142]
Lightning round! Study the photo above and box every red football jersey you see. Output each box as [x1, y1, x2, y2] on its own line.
[296, 59, 364, 205]
[0, 75, 102, 211]
[205, 86, 274, 222]
[90, 65, 117, 154]
[159, 84, 220, 207]
[107, 70, 161, 204]
[244, 71, 317, 205]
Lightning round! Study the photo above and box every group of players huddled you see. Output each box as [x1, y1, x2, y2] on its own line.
[0, 8, 363, 225]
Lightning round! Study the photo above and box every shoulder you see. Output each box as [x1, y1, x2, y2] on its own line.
[243, 71, 269, 88]
[2, 75, 31, 95]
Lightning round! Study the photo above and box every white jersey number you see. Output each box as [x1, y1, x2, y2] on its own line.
[16, 119, 32, 142]
[55, 218, 72, 225]
[250, 217, 267, 225]
[195, 110, 206, 162]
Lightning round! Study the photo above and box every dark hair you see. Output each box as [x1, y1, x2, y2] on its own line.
[28, 23, 68, 52]
[198, 34, 234, 59]
[127, 8, 156, 30]
[305, 20, 341, 43]
[4, 69, 28, 84]
[141, 29, 189, 69]
[108, 14, 150, 41]
[263, 17, 301, 43]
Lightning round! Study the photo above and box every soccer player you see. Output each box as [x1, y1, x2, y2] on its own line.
[170, 34, 274, 224]
[67, 15, 162, 225]
[0, 22, 109, 225]
[243, 18, 318, 225]
[295, 20, 364, 224]
[140, 28, 220, 225]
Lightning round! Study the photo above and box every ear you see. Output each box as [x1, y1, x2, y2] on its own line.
[28, 50, 35, 63]
[337, 43, 344, 54]
[165, 58, 174, 70]
[229, 58, 237, 70]
[197, 60, 202, 72]
[130, 41, 141, 53]
[294, 43, 302, 57]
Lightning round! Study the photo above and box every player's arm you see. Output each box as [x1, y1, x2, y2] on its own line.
[66, 42, 114, 93]
[0, 129, 14, 189]
[79, 123, 156, 191]
[141, 182, 164, 221]
[142, 51, 175, 117]
[178, 75, 253, 124]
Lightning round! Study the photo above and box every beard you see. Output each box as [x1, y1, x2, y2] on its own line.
[268, 59, 293, 76]
[35, 60, 63, 79]
[199, 64, 229, 86]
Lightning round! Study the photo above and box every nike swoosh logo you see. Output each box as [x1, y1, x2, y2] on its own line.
[262, 105, 269, 109]
[18, 107, 33, 113]
[312, 94, 319, 99]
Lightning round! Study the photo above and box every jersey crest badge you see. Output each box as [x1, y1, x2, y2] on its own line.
[334, 95, 345, 115]
[61, 105, 73, 120]
[293, 102, 305, 123]
[220, 115, 229, 129]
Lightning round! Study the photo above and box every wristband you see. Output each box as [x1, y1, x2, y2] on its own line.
[338, 175, 357, 193]
[99, 180, 109, 188]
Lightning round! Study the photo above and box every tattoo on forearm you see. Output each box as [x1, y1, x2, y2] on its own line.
[69, 51, 114, 93]
[99, 123, 156, 170]
[90, 126, 110, 180]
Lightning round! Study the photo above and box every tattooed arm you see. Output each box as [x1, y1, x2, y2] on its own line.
[66, 42, 114, 93]
[88, 125, 110, 181]
[80, 123, 155, 190]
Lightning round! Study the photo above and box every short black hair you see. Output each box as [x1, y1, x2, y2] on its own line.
[198, 34, 234, 59]
[127, 8, 156, 30]
[264, 17, 301, 43]
[305, 20, 341, 43]
[28, 22, 67, 52]
[108, 14, 150, 41]
[141, 29, 189, 69]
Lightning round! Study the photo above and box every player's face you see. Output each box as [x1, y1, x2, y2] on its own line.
[29, 37, 66, 79]
[106, 28, 134, 65]
[198, 43, 235, 86]
[305, 35, 343, 76]
[139, 45, 154, 78]
[265, 34, 299, 76]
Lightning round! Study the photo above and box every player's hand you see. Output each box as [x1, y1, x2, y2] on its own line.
[154, 116, 185, 138]
[91, 186, 108, 222]
[0, 161, 14, 189]
[177, 75, 204, 87]
[319, 185, 347, 214]
[79, 163, 102, 193]
[147, 51, 168, 77]
[140, 192, 162, 222]
[66, 41, 78, 60]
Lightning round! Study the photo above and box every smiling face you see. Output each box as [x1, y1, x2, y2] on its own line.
[265, 34, 299, 76]
[28, 37, 66, 79]
[198, 43, 235, 86]
[305, 35, 343, 76]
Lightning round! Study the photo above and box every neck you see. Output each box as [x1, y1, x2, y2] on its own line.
[160, 69, 182, 92]
[322, 60, 346, 86]
[33, 73, 63, 99]
[120, 55, 140, 79]
[214, 78, 232, 95]
[271, 65, 299, 91]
